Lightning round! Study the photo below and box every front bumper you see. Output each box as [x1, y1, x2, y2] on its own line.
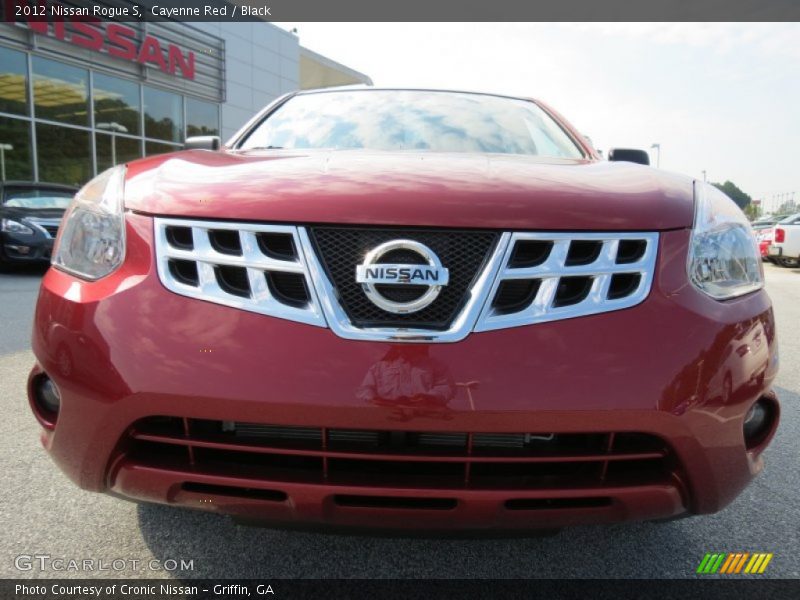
[1, 232, 54, 263]
[28, 214, 780, 530]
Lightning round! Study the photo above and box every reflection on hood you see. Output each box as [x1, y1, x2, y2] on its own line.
[357, 346, 455, 409]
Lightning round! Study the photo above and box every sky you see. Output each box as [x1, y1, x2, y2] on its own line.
[276, 23, 799, 213]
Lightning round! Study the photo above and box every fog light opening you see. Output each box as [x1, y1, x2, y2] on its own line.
[33, 375, 61, 424]
[743, 398, 774, 450]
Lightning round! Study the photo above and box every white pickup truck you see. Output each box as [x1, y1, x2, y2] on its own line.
[768, 213, 800, 267]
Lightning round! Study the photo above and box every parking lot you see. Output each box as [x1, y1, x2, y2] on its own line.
[0, 263, 797, 579]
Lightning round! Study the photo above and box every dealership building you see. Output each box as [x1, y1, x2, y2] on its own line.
[0, 16, 371, 186]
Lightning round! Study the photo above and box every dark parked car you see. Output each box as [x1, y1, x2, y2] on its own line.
[0, 181, 77, 269]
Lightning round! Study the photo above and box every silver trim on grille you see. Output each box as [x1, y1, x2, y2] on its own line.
[473, 231, 659, 332]
[154, 218, 326, 328]
[154, 219, 659, 342]
[297, 228, 513, 342]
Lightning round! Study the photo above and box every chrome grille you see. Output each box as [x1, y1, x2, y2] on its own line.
[154, 218, 326, 327]
[154, 218, 658, 341]
[474, 232, 659, 332]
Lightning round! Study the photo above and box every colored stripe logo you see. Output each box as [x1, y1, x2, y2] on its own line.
[697, 553, 773, 574]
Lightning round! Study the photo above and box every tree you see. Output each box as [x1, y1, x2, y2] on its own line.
[711, 181, 752, 209]
[743, 203, 761, 220]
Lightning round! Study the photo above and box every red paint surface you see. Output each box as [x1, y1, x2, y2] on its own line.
[124, 150, 695, 231]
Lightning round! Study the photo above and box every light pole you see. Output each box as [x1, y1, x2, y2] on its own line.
[0, 143, 12, 181]
[96, 122, 128, 166]
[650, 143, 661, 168]
[702, 170, 707, 182]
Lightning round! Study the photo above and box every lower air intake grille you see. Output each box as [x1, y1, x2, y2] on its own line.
[310, 227, 499, 330]
[126, 417, 677, 491]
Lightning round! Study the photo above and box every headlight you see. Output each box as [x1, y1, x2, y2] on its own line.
[53, 166, 126, 280]
[1, 218, 34, 235]
[688, 182, 763, 299]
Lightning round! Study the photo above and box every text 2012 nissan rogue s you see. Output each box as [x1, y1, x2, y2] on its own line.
[28, 89, 779, 532]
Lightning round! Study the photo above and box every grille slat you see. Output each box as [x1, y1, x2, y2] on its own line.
[128, 418, 674, 492]
[565, 240, 603, 266]
[508, 240, 553, 268]
[257, 232, 297, 260]
[168, 259, 199, 286]
[208, 229, 243, 256]
[166, 226, 193, 250]
[492, 279, 541, 315]
[608, 273, 643, 300]
[214, 265, 251, 298]
[130, 431, 666, 464]
[266, 271, 310, 307]
[553, 276, 594, 308]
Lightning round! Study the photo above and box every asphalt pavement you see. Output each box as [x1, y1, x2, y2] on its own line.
[0, 263, 797, 579]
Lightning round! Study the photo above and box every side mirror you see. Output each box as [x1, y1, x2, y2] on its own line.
[608, 148, 650, 166]
[185, 136, 221, 151]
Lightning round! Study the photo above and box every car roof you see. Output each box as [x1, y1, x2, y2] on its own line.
[0, 181, 79, 192]
[294, 85, 535, 104]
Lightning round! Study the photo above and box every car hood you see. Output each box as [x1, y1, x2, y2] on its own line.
[124, 149, 695, 230]
[0, 206, 66, 220]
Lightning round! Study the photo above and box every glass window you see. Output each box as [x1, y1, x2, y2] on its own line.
[145, 141, 181, 157]
[0, 46, 28, 116]
[239, 90, 584, 158]
[186, 98, 219, 137]
[94, 73, 141, 136]
[144, 86, 183, 143]
[2, 187, 73, 209]
[32, 57, 89, 126]
[96, 133, 142, 171]
[0, 117, 33, 180]
[36, 123, 91, 185]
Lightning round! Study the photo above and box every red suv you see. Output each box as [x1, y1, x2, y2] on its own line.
[29, 89, 779, 532]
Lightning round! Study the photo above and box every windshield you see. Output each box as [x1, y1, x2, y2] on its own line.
[778, 213, 800, 224]
[239, 90, 585, 159]
[3, 188, 74, 209]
